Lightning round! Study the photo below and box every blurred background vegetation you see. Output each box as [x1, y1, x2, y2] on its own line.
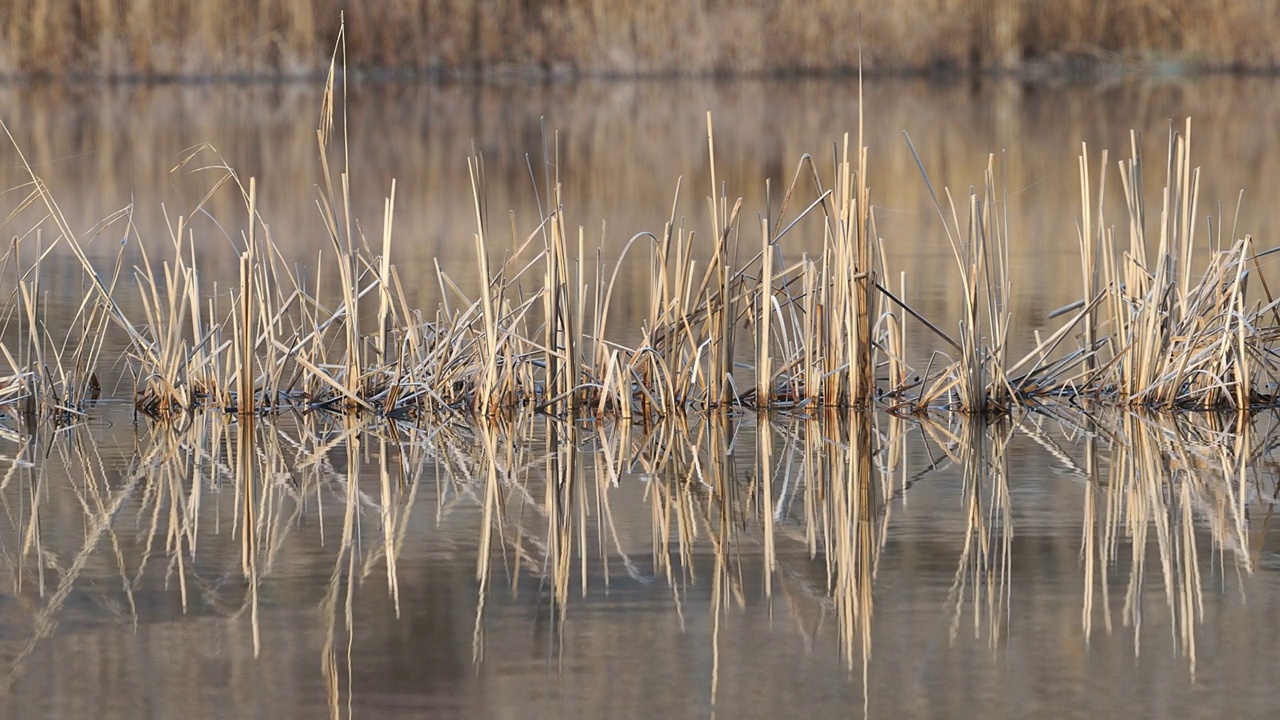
[2, 0, 1277, 79]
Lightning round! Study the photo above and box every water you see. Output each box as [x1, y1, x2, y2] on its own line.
[2, 78, 1280, 719]
[1, 409, 1277, 718]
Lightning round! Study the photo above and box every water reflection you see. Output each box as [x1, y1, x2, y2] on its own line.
[1081, 411, 1261, 677]
[0, 406, 1276, 717]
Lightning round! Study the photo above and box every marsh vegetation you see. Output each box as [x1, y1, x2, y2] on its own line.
[3, 25, 1280, 720]
[2, 53, 1278, 424]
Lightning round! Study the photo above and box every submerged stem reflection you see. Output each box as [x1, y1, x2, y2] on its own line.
[0, 406, 1273, 713]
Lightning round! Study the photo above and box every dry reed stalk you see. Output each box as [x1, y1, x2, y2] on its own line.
[1071, 120, 1279, 409]
[7, 24, 1280, 423]
[538, 177, 585, 417]
[311, 25, 368, 413]
[467, 151, 502, 416]
[757, 216, 774, 406]
[1078, 144, 1108, 373]
[376, 180, 397, 366]
[236, 180, 257, 414]
[704, 114, 740, 408]
[905, 141, 1017, 413]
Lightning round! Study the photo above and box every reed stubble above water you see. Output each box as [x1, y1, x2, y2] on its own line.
[2, 23, 1280, 422]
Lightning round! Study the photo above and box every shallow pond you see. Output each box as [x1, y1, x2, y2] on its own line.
[2, 77, 1280, 719]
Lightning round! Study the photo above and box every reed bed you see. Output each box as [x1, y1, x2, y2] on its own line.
[2, 43, 1280, 420]
[3, 1, 1278, 79]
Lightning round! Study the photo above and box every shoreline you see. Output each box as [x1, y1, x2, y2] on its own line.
[3, 59, 1276, 87]
[4, 3, 1277, 83]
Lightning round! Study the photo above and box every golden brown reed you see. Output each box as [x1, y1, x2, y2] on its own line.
[2, 1, 1278, 79]
[3, 27, 1280, 419]
[4, 103, 1280, 419]
[6, 78, 1280, 360]
[1071, 121, 1280, 408]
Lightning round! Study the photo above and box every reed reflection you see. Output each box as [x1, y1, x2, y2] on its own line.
[1080, 411, 1261, 678]
[0, 407, 1274, 715]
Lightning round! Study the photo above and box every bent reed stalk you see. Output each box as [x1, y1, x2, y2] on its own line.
[0, 83, 1277, 422]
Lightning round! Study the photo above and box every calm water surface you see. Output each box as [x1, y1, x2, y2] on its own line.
[1, 78, 1280, 719]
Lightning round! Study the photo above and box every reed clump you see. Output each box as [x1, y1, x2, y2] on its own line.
[1, 1, 1278, 79]
[3, 111, 1278, 419]
[2, 33, 1278, 420]
[1061, 121, 1280, 409]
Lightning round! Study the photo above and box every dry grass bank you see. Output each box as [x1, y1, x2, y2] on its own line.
[2, 1, 1278, 79]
